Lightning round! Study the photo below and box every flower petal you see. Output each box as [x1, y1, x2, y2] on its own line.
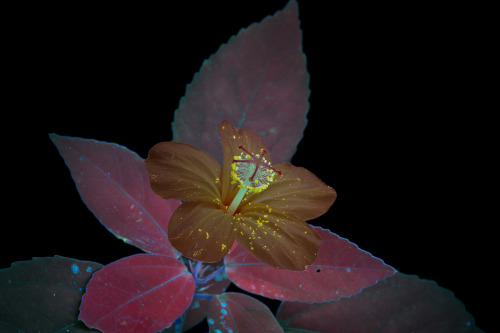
[145, 142, 222, 202]
[245, 163, 336, 221]
[168, 201, 237, 262]
[236, 203, 321, 270]
[218, 120, 269, 204]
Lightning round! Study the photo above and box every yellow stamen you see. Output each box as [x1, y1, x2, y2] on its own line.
[231, 146, 281, 194]
[227, 146, 281, 215]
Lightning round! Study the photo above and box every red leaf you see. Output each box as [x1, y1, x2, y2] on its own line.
[79, 254, 194, 333]
[0, 256, 102, 332]
[207, 292, 283, 332]
[50, 134, 181, 257]
[225, 227, 395, 302]
[277, 273, 484, 333]
[172, 0, 308, 164]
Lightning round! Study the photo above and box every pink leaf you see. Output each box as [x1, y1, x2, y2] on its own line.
[172, 0, 308, 163]
[277, 273, 484, 333]
[225, 227, 395, 302]
[207, 292, 283, 332]
[50, 134, 181, 257]
[79, 254, 194, 333]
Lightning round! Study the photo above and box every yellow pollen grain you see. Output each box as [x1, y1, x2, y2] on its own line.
[222, 244, 226, 251]
[198, 229, 202, 232]
[206, 232, 210, 239]
[215, 177, 219, 184]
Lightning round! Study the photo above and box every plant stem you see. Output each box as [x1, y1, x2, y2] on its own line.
[197, 265, 225, 285]
[173, 312, 186, 333]
[193, 293, 214, 300]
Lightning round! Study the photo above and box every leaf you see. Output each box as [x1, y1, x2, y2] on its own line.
[207, 292, 283, 332]
[79, 253, 195, 333]
[225, 227, 395, 302]
[172, 0, 309, 164]
[50, 134, 181, 257]
[276, 273, 484, 333]
[0, 256, 102, 332]
[183, 262, 232, 331]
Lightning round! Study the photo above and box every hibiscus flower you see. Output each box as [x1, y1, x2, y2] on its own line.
[145, 121, 336, 270]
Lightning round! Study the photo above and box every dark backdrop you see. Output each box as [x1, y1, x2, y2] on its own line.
[3, 1, 487, 331]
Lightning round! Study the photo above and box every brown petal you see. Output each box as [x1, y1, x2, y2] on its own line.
[236, 203, 321, 270]
[245, 163, 337, 221]
[145, 142, 222, 202]
[168, 201, 237, 263]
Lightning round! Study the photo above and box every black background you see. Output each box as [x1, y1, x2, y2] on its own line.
[3, 1, 489, 331]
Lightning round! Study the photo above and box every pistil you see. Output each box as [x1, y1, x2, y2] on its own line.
[227, 186, 247, 216]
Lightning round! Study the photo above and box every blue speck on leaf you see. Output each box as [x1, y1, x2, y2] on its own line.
[221, 308, 227, 315]
[86, 266, 92, 273]
[220, 302, 227, 307]
[71, 264, 79, 274]
[207, 318, 215, 325]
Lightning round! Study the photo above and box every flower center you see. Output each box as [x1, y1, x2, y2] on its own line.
[226, 146, 281, 215]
